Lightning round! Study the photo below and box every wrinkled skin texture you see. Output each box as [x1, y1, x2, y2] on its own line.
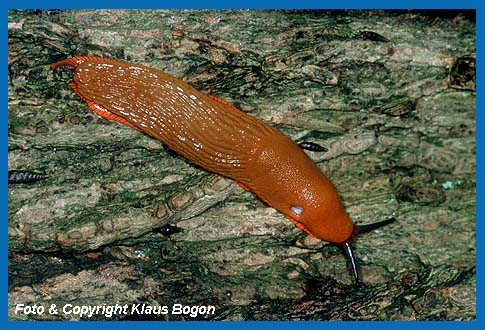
[52, 57, 354, 243]
[52, 56, 354, 244]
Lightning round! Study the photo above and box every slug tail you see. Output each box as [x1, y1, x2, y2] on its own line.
[51, 56, 117, 71]
[87, 101, 144, 132]
[53, 57, 144, 132]
[68, 81, 143, 131]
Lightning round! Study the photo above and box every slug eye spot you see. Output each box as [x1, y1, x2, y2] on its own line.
[290, 205, 304, 216]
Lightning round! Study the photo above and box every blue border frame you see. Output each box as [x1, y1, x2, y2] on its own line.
[4, 0, 481, 10]
[4, 0, 480, 328]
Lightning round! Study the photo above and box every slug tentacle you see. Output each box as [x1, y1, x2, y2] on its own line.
[357, 217, 396, 235]
[341, 218, 396, 284]
[342, 242, 360, 284]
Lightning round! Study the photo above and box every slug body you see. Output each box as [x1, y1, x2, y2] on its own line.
[52, 57, 394, 282]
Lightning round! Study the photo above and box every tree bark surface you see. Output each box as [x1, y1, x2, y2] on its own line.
[8, 10, 475, 320]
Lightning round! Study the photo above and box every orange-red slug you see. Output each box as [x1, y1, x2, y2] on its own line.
[52, 56, 395, 283]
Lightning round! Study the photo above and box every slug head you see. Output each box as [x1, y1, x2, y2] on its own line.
[249, 136, 397, 284]
[248, 134, 357, 244]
